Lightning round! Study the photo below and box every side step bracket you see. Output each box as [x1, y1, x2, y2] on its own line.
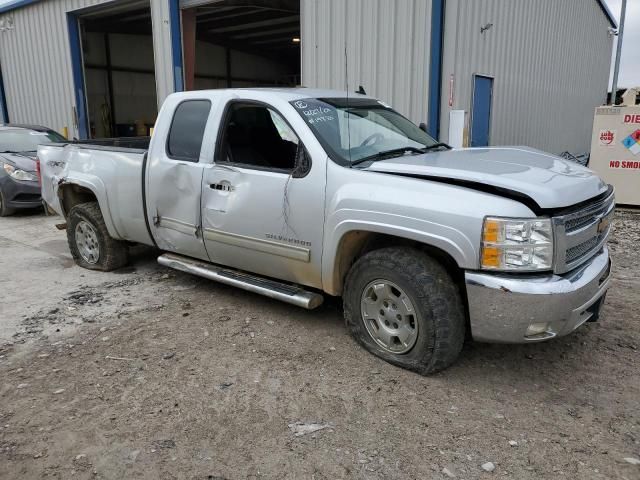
[157, 253, 324, 310]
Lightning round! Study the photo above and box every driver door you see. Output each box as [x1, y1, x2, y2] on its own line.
[201, 100, 325, 289]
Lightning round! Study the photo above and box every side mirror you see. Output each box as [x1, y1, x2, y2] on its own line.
[419, 123, 428, 133]
[292, 143, 312, 178]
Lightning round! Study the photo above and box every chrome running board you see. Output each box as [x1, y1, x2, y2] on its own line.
[157, 253, 324, 310]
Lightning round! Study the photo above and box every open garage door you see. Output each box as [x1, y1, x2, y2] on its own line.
[79, 1, 158, 139]
[182, 0, 300, 90]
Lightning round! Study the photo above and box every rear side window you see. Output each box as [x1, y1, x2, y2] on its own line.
[166, 100, 211, 162]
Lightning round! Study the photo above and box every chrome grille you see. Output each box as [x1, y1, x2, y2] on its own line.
[553, 190, 615, 274]
[565, 235, 602, 263]
[565, 213, 600, 233]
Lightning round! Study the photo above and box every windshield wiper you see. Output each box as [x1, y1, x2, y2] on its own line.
[422, 142, 451, 151]
[351, 147, 426, 166]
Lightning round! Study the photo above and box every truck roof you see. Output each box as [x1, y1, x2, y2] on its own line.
[170, 87, 372, 102]
[253, 87, 372, 100]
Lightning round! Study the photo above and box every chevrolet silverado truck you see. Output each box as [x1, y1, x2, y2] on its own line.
[39, 89, 614, 374]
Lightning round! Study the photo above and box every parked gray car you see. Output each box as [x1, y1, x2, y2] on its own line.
[0, 124, 66, 216]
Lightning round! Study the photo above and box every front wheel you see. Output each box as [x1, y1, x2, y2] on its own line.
[343, 247, 466, 375]
[67, 202, 129, 271]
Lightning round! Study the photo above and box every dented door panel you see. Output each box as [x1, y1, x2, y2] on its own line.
[145, 95, 219, 261]
[202, 164, 324, 288]
[199, 95, 327, 289]
[146, 158, 208, 260]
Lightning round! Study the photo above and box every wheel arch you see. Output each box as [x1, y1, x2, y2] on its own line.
[57, 179, 119, 238]
[326, 228, 468, 297]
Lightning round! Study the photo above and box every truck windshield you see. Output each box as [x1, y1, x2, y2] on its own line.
[0, 129, 66, 153]
[290, 97, 442, 166]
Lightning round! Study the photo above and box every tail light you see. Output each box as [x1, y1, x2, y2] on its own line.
[35, 157, 41, 185]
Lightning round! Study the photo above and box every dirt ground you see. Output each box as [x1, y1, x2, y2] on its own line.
[0, 209, 638, 480]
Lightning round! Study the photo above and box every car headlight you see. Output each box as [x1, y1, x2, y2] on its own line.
[481, 217, 553, 271]
[3, 163, 37, 182]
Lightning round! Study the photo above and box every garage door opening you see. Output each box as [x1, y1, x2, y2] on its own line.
[79, 1, 157, 138]
[183, 0, 301, 90]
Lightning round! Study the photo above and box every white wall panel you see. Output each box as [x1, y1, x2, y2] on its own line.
[301, 0, 432, 125]
[441, 0, 614, 154]
[0, 0, 110, 137]
[0, 0, 173, 137]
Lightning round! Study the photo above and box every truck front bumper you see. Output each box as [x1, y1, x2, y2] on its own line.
[465, 247, 611, 343]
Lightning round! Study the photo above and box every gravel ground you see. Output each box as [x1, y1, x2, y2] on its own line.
[0, 209, 638, 480]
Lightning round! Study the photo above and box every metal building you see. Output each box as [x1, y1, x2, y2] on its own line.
[0, 0, 616, 155]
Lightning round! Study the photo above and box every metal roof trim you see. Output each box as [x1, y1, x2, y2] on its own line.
[596, 0, 618, 29]
[0, 0, 619, 28]
[0, 0, 39, 15]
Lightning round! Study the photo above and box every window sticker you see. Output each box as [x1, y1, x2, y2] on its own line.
[292, 99, 337, 126]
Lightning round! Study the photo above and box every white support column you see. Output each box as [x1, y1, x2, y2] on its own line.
[150, 0, 177, 109]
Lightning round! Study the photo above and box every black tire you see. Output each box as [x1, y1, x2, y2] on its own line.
[343, 247, 466, 375]
[67, 201, 129, 271]
[0, 189, 16, 217]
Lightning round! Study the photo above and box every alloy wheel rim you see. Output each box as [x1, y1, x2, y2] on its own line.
[75, 220, 100, 264]
[360, 279, 418, 354]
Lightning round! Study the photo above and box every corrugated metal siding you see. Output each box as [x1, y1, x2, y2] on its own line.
[301, 0, 432, 125]
[0, 0, 614, 150]
[0, 0, 108, 136]
[441, 0, 613, 154]
[0, 0, 175, 136]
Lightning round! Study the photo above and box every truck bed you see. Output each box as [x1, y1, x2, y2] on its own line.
[71, 136, 151, 151]
[39, 141, 153, 246]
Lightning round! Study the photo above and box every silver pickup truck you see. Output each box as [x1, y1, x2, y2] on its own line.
[40, 88, 614, 374]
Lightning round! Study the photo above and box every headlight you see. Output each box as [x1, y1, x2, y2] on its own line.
[481, 217, 553, 271]
[3, 163, 37, 182]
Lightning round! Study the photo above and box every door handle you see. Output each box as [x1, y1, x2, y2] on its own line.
[209, 183, 234, 192]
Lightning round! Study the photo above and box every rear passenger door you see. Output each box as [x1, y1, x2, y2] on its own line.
[201, 99, 325, 289]
[146, 98, 212, 260]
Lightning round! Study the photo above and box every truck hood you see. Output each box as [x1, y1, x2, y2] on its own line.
[363, 146, 607, 210]
[0, 152, 37, 172]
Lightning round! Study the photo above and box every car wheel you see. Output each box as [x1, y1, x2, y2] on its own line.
[0, 189, 16, 217]
[343, 247, 466, 375]
[67, 201, 129, 271]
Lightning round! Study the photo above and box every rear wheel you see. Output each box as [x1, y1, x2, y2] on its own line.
[67, 202, 129, 271]
[343, 247, 465, 375]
